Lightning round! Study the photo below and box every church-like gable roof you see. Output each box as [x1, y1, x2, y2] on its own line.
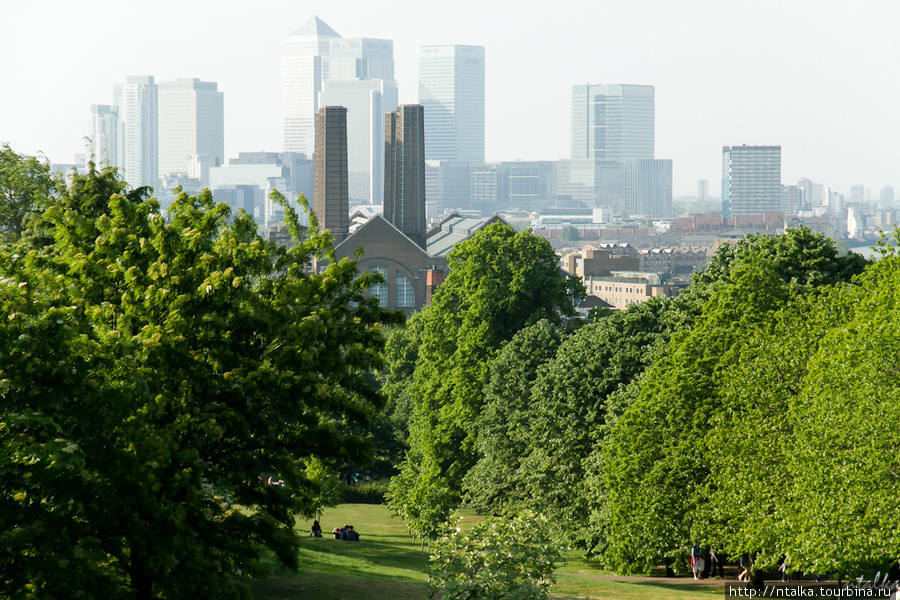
[333, 214, 432, 260]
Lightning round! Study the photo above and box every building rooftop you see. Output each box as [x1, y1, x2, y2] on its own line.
[289, 15, 340, 38]
[425, 212, 507, 257]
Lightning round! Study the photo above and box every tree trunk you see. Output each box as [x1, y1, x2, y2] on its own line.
[131, 546, 154, 600]
[750, 570, 765, 593]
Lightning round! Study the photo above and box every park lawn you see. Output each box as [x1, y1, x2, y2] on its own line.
[248, 504, 718, 600]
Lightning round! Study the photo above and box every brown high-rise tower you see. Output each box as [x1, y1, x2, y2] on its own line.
[384, 104, 426, 247]
[313, 106, 349, 241]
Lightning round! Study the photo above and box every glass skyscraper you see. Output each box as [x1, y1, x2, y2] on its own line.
[570, 84, 654, 161]
[157, 79, 224, 180]
[282, 16, 341, 156]
[88, 104, 118, 168]
[418, 45, 485, 163]
[319, 38, 398, 205]
[114, 76, 158, 190]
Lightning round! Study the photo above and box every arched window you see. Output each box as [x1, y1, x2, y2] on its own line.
[396, 272, 415, 308]
[369, 266, 388, 306]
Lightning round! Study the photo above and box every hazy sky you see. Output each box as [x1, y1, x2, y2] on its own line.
[2, 0, 898, 197]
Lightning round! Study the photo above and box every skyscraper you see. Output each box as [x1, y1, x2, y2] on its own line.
[328, 37, 395, 82]
[721, 145, 782, 218]
[88, 104, 118, 167]
[418, 45, 484, 163]
[283, 16, 341, 155]
[114, 76, 158, 189]
[319, 38, 398, 204]
[625, 159, 672, 217]
[384, 105, 426, 247]
[314, 106, 349, 241]
[571, 84, 654, 161]
[157, 79, 224, 180]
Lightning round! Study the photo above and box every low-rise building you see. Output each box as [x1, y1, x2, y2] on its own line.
[583, 271, 684, 310]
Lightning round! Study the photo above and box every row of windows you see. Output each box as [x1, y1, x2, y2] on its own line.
[368, 266, 415, 308]
[593, 284, 639, 294]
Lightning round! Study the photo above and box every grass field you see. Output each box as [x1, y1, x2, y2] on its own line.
[248, 504, 721, 600]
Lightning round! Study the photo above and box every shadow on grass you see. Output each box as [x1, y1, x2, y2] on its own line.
[297, 537, 430, 579]
[249, 571, 429, 600]
[555, 572, 730, 599]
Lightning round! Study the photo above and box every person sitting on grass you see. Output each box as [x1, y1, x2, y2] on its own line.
[346, 525, 359, 542]
[310, 520, 322, 537]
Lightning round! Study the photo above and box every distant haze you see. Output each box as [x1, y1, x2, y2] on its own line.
[2, 0, 898, 197]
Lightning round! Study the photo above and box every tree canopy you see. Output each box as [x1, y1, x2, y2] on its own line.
[0, 160, 399, 599]
[0, 144, 55, 239]
[599, 228, 870, 574]
[387, 223, 579, 540]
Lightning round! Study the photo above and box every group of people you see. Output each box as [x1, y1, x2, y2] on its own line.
[332, 525, 360, 541]
[690, 546, 787, 583]
[309, 520, 360, 541]
[337, 471, 372, 485]
[690, 543, 727, 580]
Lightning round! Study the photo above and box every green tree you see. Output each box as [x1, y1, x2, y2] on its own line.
[396, 224, 577, 486]
[388, 224, 578, 539]
[599, 229, 868, 573]
[521, 299, 672, 552]
[0, 162, 399, 599]
[784, 250, 900, 577]
[0, 144, 55, 239]
[428, 510, 566, 600]
[462, 320, 565, 511]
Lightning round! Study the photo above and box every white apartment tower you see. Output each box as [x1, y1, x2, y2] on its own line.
[114, 76, 158, 189]
[157, 79, 224, 180]
[283, 16, 341, 156]
[319, 38, 398, 204]
[418, 45, 485, 163]
[721, 145, 782, 218]
[571, 84, 654, 161]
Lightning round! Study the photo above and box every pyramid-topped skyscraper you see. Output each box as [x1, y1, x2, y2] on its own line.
[283, 16, 341, 155]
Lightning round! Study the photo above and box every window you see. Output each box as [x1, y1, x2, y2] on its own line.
[396, 272, 415, 308]
[369, 266, 388, 307]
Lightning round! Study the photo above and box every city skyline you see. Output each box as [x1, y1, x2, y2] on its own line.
[2, 0, 898, 198]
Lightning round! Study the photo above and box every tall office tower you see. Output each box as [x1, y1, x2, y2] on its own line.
[328, 37, 395, 81]
[850, 184, 866, 204]
[418, 45, 485, 163]
[313, 106, 349, 241]
[283, 16, 341, 155]
[384, 105, 426, 246]
[881, 186, 896, 205]
[319, 38, 398, 204]
[782, 184, 803, 214]
[721, 145, 782, 218]
[157, 79, 224, 180]
[114, 76, 158, 189]
[697, 179, 709, 201]
[570, 84, 654, 161]
[88, 104, 119, 167]
[625, 159, 672, 217]
[797, 177, 825, 210]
